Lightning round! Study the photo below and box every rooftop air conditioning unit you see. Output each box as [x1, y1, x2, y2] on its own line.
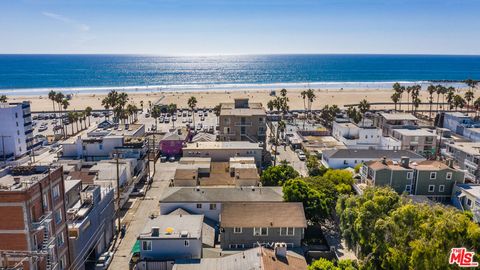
[151, 227, 160, 237]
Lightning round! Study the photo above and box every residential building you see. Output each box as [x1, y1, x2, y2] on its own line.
[160, 128, 190, 158]
[321, 149, 425, 169]
[61, 123, 146, 161]
[0, 166, 70, 270]
[183, 141, 263, 168]
[67, 185, 115, 270]
[220, 202, 307, 249]
[361, 157, 465, 201]
[0, 101, 35, 159]
[218, 98, 267, 143]
[159, 187, 284, 222]
[443, 142, 480, 183]
[442, 112, 480, 141]
[136, 214, 204, 270]
[173, 244, 308, 270]
[332, 121, 401, 150]
[374, 112, 419, 136]
[391, 128, 437, 157]
[452, 184, 480, 223]
[173, 157, 260, 187]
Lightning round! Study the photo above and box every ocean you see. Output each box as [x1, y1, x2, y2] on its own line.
[0, 54, 479, 95]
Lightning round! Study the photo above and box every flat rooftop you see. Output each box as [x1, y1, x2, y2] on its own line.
[0, 166, 58, 191]
[323, 149, 425, 160]
[184, 141, 262, 150]
[139, 214, 203, 239]
[159, 186, 283, 203]
[380, 112, 418, 121]
[456, 184, 480, 198]
[447, 142, 480, 156]
[393, 128, 435, 136]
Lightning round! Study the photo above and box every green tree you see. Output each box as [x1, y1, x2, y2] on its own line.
[260, 164, 299, 186]
[309, 259, 358, 270]
[0, 95, 7, 103]
[306, 155, 328, 176]
[427, 84, 436, 119]
[358, 99, 370, 127]
[188, 96, 198, 128]
[85, 106, 92, 126]
[283, 178, 329, 222]
[151, 105, 162, 130]
[167, 103, 177, 128]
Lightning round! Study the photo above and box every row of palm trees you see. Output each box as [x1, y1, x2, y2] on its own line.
[266, 89, 290, 166]
[391, 80, 479, 118]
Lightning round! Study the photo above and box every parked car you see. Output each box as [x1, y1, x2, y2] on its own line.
[169, 156, 176, 162]
[297, 151, 306, 161]
[160, 156, 167, 162]
[145, 113, 150, 118]
[95, 252, 113, 270]
[130, 187, 145, 197]
[38, 126, 48, 132]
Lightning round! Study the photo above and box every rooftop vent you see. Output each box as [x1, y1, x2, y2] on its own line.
[151, 227, 160, 237]
[180, 231, 189, 238]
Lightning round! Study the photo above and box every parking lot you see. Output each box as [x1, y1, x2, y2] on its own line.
[138, 108, 218, 134]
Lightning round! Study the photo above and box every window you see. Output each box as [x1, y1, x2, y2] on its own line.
[42, 194, 49, 210]
[142, 241, 152, 251]
[439, 185, 445, 192]
[407, 172, 413, 180]
[57, 232, 65, 247]
[253, 227, 268, 236]
[467, 199, 472, 207]
[196, 203, 202, 209]
[229, 244, 245, 249]
[428, 185, 435, 193]
[184, 240, 189, 247]
[430, 172, 437, 179]
[258, 117, 264, 123]
[446, 172, 453, 180]
[15, 112, 18, 118]
[16, 122, 18, 127]
[234, 227, 242, 234]
[405, 185, 412, 193]
[54, 210, 62, 224]
[280, 227, 295, 236]
[99, 144, 103, 150]
[17, 130, 20, 135]
[59, 255, 67, 270]
[209, 203, 217, 210]
[53, 184, 60, 199]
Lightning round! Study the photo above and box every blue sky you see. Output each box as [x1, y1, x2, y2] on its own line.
[1, 0, 480, 55]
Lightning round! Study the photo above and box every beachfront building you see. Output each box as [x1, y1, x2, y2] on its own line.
[374, 112, 420, 136]
[183, 141, 263, 168]
[0, 166, 70, 270]
[136, 214, 204, 270]
[443, 142, 480, 183]
[442, 112, 480, 141]
[219, 202, 307, 250]
[361, 157, 465, 201]
[67, 184, 115, 270]
[173, 244, 308, 270]
[0, 101, 35, 160]
[321, 149, 425, 169]
[391, 128, 437, 157]
[159, 187, 284, 222]
[218, 98, 267, 143]
[452, 184, 480, 223]
[173, 157, 259, 187]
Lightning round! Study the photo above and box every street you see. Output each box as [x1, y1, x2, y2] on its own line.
[108, 160, 177, 269]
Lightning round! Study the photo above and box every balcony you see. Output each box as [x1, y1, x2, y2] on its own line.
[32, 211, 52, 231]
[235, 122, 252, 127]
[464, 159, 478, 169]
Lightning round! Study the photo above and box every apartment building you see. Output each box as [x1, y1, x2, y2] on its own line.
[218, 99, 267, 143]
[391, 128, 437, 157]
[67, 185, 115, 270]
[0, 166, 70, 270]
[452, 184, 480, 223]
[332, 121, 401, 150]
[321, 149, 425, 169]
[0, 101, 34, 159]
[374, 112, 419, 136]
[444, 142, 480, 183]
[361, 157, 465, 201]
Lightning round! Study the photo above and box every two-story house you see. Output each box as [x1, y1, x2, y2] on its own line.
[219, 202, 307, 249]
[362, 157, 465, 201]
[443, 142, 480, 183]
[391, 128, 437, 157]
[218, 98, 267, 143]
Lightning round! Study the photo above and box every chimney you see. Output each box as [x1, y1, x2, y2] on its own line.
[13, 177, 21, 185]
[274, 242, 287, 258]
[382, 156, 387, 165]
[447, 159, 454, 168]
[401, 156, 410, 168]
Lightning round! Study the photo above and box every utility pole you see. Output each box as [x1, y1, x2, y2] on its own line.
[152, 134, 156, 176]
[113, 151, 122, 234]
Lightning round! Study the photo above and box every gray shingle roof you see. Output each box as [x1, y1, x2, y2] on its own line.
[159, 187, 284, 203]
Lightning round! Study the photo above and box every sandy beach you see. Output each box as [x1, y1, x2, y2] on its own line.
[6, 88, 467, 112]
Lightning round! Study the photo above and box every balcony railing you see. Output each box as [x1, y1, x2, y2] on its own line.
[32, 211, 52, 231]
[464, 159, 478, 169]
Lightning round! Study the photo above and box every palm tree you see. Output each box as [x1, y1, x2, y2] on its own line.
[48, 90, 56, 114]
[465, 90, 474, 115]
[427, 84, 436, 119]
[67, 112, 75, 135]
[0, 95, 7, 103]
[151, 105, 162, 130]
[55, 92, 65, 135]
[61, 98, 69, 138]
[474, 97, 480, 118]
[465, 79, 478, 94]
[392, 83, 405, 111]
[306, 89, 316, 119]
[280, 88, 287, 97]
[167, 103, 177, 128]
[405, 86, 413, 112]
[410, 84, 421, 114]
[391, 92, 401, 111]
[267, 100, 275, 112]
[435, 85, 443, 112]
[273, 120, 286, 166]
[85, 106, 92, 126]
[358, 99, 370, 127]
[78, 112, 85, 130]
[188, 96, 198, 128]
[447, 88, 456, 110]
[453, 95, 466, 111]
[300, 90, 307, 129]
